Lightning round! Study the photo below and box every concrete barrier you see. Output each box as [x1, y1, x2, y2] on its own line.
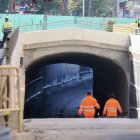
[113, 23, 138, 33]
[6, 27, 21, 66]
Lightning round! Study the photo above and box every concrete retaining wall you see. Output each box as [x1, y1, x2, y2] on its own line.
[129, 34, 140, 118]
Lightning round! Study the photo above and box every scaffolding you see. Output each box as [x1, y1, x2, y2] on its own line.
[0, 66, 22, 132]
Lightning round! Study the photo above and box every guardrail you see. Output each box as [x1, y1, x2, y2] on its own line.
[19, 19, 140, 34]
[19, 19, 104, 32]
[129, 106, 140, 111]
[25, 71, 93, 103]
[113, 23, 138, 33]
[42, 71, 93, 91]
[26, 76, 43, 87]
[19, 20, 77, 32]
[132, 28, 140, 35]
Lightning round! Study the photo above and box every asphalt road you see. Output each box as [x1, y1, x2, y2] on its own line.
[41, 78, 93, 118]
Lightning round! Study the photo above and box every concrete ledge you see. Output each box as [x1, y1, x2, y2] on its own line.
[20, 28, 130, 49]
[23, 118, 140, 130]
[113, 23, 138, 33]
[13, 132, 35, 140]
[17, 118, 140, 140]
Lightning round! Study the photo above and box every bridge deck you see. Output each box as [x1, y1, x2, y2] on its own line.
[14, 118, 140, 140]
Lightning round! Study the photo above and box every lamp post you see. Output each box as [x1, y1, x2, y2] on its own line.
[113, 0, 120, 17]
[83, 0, 85, 18]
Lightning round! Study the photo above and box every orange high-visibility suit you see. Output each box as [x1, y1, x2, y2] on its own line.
[103, 98, 122, 117]
[78, 95, 100, 118]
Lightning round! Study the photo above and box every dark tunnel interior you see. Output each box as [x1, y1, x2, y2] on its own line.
[25, 52, 128, 118]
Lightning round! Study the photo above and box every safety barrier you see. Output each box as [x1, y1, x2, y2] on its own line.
[19, 19, 139, 35]
[6, 27, 21, 66]
[25, 71, 93, 103]
[132, 28, 140, 35]
[113, 23, 138, 33]
[0, 66, 22, 132]
[19, 19, 103, 32]
[0, 27, 21, 66]
[0, 15, 137, 39]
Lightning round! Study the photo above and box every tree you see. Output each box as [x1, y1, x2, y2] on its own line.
[0, 0, 9, 13]
[85, 0, 113, 17]
[87, 0, 92, 16]
[37, 0, 61, 14]
[68, 0, 80, 16]
[0, 0, 114, 17]
[62, 0, 69, 15]
[18, 0, 114, 17]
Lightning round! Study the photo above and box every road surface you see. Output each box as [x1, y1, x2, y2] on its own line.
[25, 78, 93, 118]
[14, 118, 140, 140]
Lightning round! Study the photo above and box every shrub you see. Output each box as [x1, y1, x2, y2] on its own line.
[104, 19, 116, 32]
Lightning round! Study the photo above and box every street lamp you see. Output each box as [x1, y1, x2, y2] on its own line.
[83, 0, 85, 18]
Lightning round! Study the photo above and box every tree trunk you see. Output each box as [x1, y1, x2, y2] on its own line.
[87, 0, 92, 16]
[63, 0, 69, 15]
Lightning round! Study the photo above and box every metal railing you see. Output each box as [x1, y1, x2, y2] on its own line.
[19, 19, 104, 32]
[0, 66, 22, 132]
[0, 15, 138, 40]
[42, 71, 93, 92]
[26, 76, 43, 87]
[132, 28, 140, 35]
[19, 20, 77, 32]
[25, 71, 93, 103]
[18, 19, 139, 34]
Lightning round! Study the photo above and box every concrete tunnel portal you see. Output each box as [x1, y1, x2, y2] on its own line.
[25, 52, 129, 118]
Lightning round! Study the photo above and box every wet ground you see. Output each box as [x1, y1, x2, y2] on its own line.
[25, 78, 93, 118]
[42, 79, 93, 118]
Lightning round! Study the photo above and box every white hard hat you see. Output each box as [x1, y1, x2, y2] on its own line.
[5, 16, 9, 19]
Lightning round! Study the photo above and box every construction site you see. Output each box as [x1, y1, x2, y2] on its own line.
[0, 0, 140, 140]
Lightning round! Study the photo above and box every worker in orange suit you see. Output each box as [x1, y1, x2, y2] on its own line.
[103, 93, 122, 117]
[78, 91, 100, 118]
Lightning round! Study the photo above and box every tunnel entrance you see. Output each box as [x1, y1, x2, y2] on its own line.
[25, 63, 93, 118]
[24, 52, 128, 118]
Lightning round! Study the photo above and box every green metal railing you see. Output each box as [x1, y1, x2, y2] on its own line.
[0, 14, 138, 39]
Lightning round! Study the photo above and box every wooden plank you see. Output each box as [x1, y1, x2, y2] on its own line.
[0, 111, 10, 116]
[0, 108, 19, 112]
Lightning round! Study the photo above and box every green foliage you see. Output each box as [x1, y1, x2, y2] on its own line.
[37, 0, 60, 14]
[93, 0, 113, 17]
[68, 0, 81, 16]
[104, 19, 116, 32]
[0, 0, 114, 17]
[31, 0, 114, 17]
[106, 19, 116, 25]
[0, 0, 9, 13]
